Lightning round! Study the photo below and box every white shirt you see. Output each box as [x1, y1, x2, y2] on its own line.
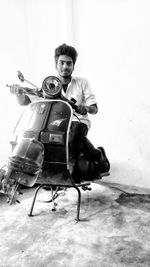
[61, 76, 97, 129]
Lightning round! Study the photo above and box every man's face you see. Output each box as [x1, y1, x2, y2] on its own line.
[56, 55, 74, 78]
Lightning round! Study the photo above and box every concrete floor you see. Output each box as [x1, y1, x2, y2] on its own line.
[1, 181, 150, 267]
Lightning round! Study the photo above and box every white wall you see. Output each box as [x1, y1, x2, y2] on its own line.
[0, 0, 72, 162]
[0, 0, 150, 188]
[71, 0, 150, 187]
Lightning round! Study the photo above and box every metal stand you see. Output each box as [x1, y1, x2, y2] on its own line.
[28, 183, 84, 222]
[28, 184, 43, 217]
[28, 172, 110, 221]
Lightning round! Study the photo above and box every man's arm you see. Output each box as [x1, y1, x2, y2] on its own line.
[76, 103, 98, 115]
[86, 104, 98, 114]
[9, 84, 32, 105]
[78, 78, 98, 115]
[16, 95, 31, 106]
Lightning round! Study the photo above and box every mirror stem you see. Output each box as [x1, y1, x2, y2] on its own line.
[23, 78, 38, 89]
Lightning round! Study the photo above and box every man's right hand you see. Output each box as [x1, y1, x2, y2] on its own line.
[9, 84, 24, 95]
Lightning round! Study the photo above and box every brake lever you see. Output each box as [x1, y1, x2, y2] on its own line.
[6, 84, 42, 97]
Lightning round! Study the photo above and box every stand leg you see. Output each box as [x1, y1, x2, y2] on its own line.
[73, 186, 81, 222]
[28, 184, 43, 216]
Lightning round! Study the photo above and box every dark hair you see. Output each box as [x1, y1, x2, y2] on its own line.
[54, 43, 78, 65]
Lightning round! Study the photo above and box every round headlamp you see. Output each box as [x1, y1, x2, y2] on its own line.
[42, 76, 62, 98]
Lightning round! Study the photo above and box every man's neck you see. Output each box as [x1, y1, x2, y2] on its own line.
[59, 76, 71, 85]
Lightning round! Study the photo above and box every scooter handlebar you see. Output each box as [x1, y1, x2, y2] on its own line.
[6, 84, 42, 97]
[7, 84, 85, 114]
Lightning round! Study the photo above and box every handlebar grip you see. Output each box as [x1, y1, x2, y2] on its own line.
[68, 98, 78, 111]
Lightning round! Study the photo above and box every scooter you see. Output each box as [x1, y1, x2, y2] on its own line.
[0, 72, 109, 221]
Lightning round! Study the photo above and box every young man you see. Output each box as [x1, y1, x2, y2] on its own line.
[10, 43, 110, 173]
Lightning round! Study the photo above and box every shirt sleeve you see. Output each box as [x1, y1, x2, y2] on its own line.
[16, 95, 31, 106]
[81, 78, 97, 106]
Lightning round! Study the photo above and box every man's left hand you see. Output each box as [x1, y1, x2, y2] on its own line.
[76, 104, 87, 115]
